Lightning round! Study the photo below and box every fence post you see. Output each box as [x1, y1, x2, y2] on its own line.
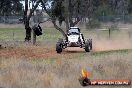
[108, 28, 111, 39]
[13, 31, 15, 40]
[128, 30, 131, 39]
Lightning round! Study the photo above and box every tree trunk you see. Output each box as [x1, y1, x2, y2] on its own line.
[25, 21, 32, 41]
[68, 0, 74, 27]
[52, 20, 67, 38]
[24, 0, 31, 41]
[68, 0, 80, 27]
[65, 17, 70, 33]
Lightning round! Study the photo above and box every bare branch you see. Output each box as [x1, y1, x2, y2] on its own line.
[40, 0, 51, 17]
[40, 0, 67, 38]
[52, 20, 67, 38]
[73, 17, 80, 26]
[39, 18, 51, 24]
[27, 0, 41, 21]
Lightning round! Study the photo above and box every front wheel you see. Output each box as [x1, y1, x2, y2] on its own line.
[56, 43, 62, 53]
[85, 41, 90, 52]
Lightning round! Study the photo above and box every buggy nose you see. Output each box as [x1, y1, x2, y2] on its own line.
[68, 42, 80, 47]
[68, 35, 79, 42]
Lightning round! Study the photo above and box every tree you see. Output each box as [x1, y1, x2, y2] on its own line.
[23, 0, 131, 42]
[1, 0, 132, 42]
[24, 0, 99, 41]
[24, 0, 41, 41]
[128, 0, 132, 14]
[0, 0, 23, 16]
[41, 0, 83, 38]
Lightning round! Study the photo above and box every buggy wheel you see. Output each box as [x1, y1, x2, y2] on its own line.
[89, 39, 92, 50]
[56, 43, 62, 53]
[85, 41, 90, 52]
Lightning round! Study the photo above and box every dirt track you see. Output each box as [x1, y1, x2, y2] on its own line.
[65, 39, 132, 52]
[1, 39, 132, 59]
[93, 39, 132, 51]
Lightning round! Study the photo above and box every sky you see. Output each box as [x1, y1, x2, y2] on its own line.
[20, 0, 52, 9]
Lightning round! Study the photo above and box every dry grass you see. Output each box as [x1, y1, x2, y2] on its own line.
[0, 48, 132, 88]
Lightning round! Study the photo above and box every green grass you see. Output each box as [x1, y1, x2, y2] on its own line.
[91, 49, 132, 56]
[0, 27, 131, 42]
[0, 28, 24, 41]
[0, 28, 62, 41]
[90, 50, 130, 60]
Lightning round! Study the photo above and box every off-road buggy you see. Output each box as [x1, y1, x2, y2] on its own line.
[56, 27, 92, 53]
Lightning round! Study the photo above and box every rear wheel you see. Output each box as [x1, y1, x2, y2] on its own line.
[89, 39, 92, 50]
[56, 43, 62, 53]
